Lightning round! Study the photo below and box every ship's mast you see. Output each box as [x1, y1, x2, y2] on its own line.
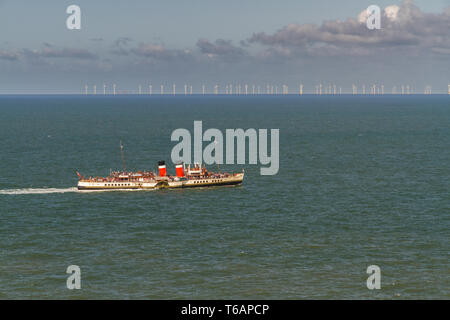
[120, 141, 126, 173]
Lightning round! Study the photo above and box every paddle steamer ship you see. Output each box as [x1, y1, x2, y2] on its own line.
[76, 143, 244, 190]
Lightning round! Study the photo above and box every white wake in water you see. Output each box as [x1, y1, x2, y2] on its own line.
[0, 187, 79, 195]
[0, 187, 156, 195]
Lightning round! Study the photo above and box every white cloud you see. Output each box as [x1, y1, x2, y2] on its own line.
[385, 5, 400, 21]
[247, 1, 449, 58]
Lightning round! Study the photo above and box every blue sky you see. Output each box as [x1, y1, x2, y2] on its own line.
[1, 0, 448, 46]
[0, 0, 449, 93]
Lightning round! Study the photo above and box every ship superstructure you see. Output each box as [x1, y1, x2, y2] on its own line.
[77, 162, 244, 190]
[76, 144, 244, 190]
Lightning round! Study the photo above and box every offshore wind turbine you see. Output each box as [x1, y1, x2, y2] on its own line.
[113, 84, 116, 95]
[160, 84, 164, 95]
[149, 84, 152, 95]
[84, 84, 88, 95]
[173, 84, 176, 95]
[103, 84, 106, 95]
[93, 85, 96, 95]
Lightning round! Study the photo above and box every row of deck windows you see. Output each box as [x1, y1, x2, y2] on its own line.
[193, 179, 223, 184]
[102, 180, 225, 186]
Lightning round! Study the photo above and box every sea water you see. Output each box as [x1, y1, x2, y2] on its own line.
[0, 94, 448, 299]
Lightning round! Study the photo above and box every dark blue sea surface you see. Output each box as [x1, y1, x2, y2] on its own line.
[0, 95, 448, 299]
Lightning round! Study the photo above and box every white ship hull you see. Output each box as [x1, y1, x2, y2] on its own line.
[77, 173, 244, 190]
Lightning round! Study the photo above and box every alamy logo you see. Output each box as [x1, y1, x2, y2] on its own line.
[66, 265, 81, 289]
[171, 121, 279, 175]
[366, 265, 381, 290]
[66, 5, 81, 30]
[366, 5, 381, 30]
